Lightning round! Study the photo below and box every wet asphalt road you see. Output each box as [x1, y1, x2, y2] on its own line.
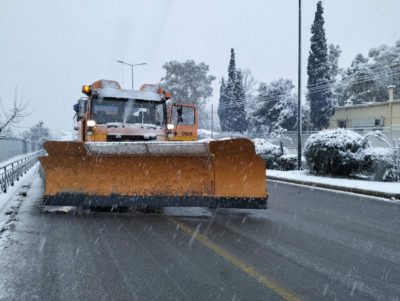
[0, 169, 400, 301]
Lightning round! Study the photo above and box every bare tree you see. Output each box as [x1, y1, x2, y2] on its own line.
[0, 86, 31, 133]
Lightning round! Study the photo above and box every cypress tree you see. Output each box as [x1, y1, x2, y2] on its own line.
[217, 78, 227, 131]
[218, 48, 248, 132]
[232, 69, 247, 132]
[225, 48, 236, 131]
[307, 1, 335, 130]
[228, 48, 236, 84]
[218, 49, 236, 132]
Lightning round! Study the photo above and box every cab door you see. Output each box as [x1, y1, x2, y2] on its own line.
[169, 104, 198, 141]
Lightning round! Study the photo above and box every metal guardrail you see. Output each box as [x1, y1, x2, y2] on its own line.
[0, 151, 42, 193]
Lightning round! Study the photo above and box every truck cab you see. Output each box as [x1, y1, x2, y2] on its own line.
[74, 80, 197, 142]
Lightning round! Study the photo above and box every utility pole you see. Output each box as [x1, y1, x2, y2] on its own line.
[116, 60, 147, 89]
[297, 0, 302, 170]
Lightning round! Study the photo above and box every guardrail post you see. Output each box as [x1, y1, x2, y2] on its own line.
[3, 166, 7, 193]
[11, 163, 14, 186]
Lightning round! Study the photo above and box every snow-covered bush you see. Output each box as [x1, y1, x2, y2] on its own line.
[359, 148, 398, 182]
[197, 129, 218, 140]
[273, 154, 297, 171]
[304, 129, 369, 176]
[253, 138, 287, 169]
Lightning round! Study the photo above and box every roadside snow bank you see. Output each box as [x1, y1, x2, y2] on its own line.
[267, 169, 400, 196]
[0, 163, 39, 228]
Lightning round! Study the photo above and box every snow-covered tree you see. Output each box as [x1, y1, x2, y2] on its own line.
[161, 60, 216, 127]
[254, 79, 298, 132]
[217, 78, 228, 131]
[219, 49, 236, 131]
[369, 41, 400, 100]
[242, 69, 259, 132]
[23, 121, 50, 146]
[1, 126, 14, 136]
[336, 40, 400, 105]
[328, 44, 341, 80]
[217, 48, 248, 132]
[231, 69, 247, 132]
[307, 1, 335, 130]
[341, 54, 376, 105]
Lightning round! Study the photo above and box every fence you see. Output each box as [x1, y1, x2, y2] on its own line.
[0, 151, 42, 193]
[0, 136, 38, 162]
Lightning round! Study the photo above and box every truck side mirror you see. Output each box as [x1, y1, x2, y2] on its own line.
[76, 98, 87, 121]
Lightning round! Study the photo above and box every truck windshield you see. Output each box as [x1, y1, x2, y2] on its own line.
[91, 97, 165, 126]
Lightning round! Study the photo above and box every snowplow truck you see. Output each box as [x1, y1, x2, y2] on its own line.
[39, 80, 268, 209]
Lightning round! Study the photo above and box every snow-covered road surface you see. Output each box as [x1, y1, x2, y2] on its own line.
[0, 175, 399, 300]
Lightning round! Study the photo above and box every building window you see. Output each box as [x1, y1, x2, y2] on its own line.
[337, 120, 346, 128]
[374, 117, 384, 127]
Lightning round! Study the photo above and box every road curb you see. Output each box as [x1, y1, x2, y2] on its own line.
[267, 175, 400, 200]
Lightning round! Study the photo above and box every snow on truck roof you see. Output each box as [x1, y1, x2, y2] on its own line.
[94, 87, 164, 102]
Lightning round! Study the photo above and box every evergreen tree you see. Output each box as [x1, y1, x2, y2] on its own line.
[241, 69, 259, 131]
[218, 49, 235, 132]
[217, 78, 228, 131]
[225, 48, 236, 130]
[345, 54, 376, 104]
[328, 44, 341, 80]
[307, 1, 335, 130]
[254, 79, 298, 132]
[217, 48, 248, 132]
[231, 69, 247, 132]
[328, 44, 341, 105]
[336, 40, 400, 105]
[228, 48, 236, 86]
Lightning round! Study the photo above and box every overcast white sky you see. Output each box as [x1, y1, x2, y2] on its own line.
[0, 0, 399, 133]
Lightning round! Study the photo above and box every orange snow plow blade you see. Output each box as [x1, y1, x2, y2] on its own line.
[39, 138, 267, 209]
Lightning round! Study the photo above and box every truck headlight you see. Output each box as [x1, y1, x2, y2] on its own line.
[167, 124, 174, 130]
[87, 120, 96, 127]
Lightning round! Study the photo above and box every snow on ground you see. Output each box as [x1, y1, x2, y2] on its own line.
[267, 169, 400, 195]
[197, 129, 219, 140]
[42, 206, 77, 213]
[197, 129, 218, 136]
[0, 163, 40, 231]
[162, 207, 212, 217]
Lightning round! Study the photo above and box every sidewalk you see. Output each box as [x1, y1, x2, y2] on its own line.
[267, 170, 400, 200]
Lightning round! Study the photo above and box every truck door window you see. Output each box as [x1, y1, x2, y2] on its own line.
[172, 106, 194, 125]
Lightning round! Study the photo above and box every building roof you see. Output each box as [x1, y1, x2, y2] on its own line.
[336, 99, 400, 110]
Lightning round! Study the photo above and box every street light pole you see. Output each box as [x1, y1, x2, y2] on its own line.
[130, 65, 134, 90]
[116, 60, 147, 90]
[297, 0, 302, 170]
